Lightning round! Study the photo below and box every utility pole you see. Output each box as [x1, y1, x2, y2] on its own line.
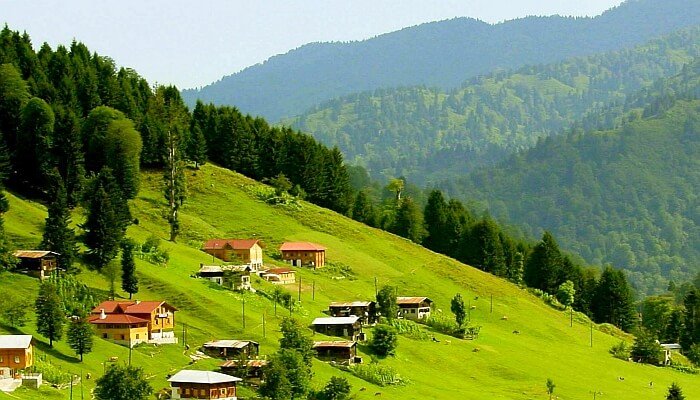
[312, 280, 316, 301]
[70, 373, 73, 399]
[129, 344, 132, 366]
[374, 277, 378, 298]
[298, 276, 302, 302]
[590, 322, 593, 348]
[570, 308, 573, 327]
[490, 294, 493, 313]
[262, 314, 266, 338]
[468, 300, 471, 322]
[242, 298, 246, 330]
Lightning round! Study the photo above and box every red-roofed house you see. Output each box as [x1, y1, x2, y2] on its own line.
[90, 300, 178, 347]
[279, 242, 326, 268]
[201, 239, 263, 269]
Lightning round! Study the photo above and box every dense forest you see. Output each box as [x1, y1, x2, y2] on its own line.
[288, 27, 700, 184]
[0, 25, 353, 263]
[183, 0, 700, 121]
[444, 60, 700, 295]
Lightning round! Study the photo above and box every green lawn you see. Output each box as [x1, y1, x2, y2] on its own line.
[1, 164, 698, 399]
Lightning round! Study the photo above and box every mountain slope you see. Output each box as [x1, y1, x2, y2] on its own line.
[2, 165, 699, 399]
[182, 0, 700, 121]
[444, 64, 700, 295]
[288, 27, 700, 184]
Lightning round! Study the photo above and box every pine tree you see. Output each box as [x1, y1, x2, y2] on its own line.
[318, 147, 352, 215]
[667, 383, 685, 400]
[591, 266, 638, 332]
[18, 97, 54, 193]
[35, 281, 65, 347]
[121, 239, 138, 299]
[52, 105, 85, 207]
[524, 232, 564, 293]
[41, 173, 78, 273]
[392, 197, 425, 243]
[83, 182, 120, 270]
[187, 124, 207, 168]
[681, 289, 700, 350]
[164, 126, 186, 242]
[451, 293, 466, 327]
[352, 190, 377, 227]
[423, 190, 449, 254]
[105, 118, 142, 199]
[377, 285, 398, 321]
[67, 317, 94, 361]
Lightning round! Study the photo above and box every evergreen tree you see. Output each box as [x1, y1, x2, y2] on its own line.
[0, 64, 30, 164]
[164, 126, 186, 242]
[667, 383, 685, 400]
[35, 281, 65, 347]
[464, 217, 506, 276]
[318, 147, 352, 214]
[18, 97, 54, 193]
[508, 252, 525, 285]
[591, 266, 638, 332]
[524, 232, 564, 293]
[40, 173, 78, 273]
[352, 190, 377, 227]
[631, 329, 662, 364]
[104, 118, 142, 199]
[186, 124, 207, 168]
[451, 293, 466, 327]
[277, 348, 312, 399]
[120, 239, 138, 299]
[94, 365, 152, 400]
[391, 197, 425, 243]
[52, 105, 84, 207]
[67, 317, 93, 361]
[681, 289, 700, 350]
[376, 285, 398, 321]
[259, 355, 293, 400]
[83, 182, 120, 270]
[320, 376, 351, 400]
[423, 190, 449, 254]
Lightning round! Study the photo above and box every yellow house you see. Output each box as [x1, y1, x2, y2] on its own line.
[201, 239, 264, 270]
[90, 300, 178, 346]
[0, 335, 33, 377]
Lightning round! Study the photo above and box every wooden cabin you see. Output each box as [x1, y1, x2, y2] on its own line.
[660, 343, 682, 365]
[0, 335, 33, 378]
[279, 242, 326, 268]
[397, 297, 433, 320]
[329, 301, 377, 324]
[311, 316, 364, 341]
[201, 239, 263, 270]
[262, 268, 296, 284]
[168, 370, 242, 400]
[90, 300, 178, 345]
[199, 265, 224, 285]
[220, 359, 268, 380]
[313, 341, 359, 364]
[202, 340, 259, 359]
[12, 250, 60, 279]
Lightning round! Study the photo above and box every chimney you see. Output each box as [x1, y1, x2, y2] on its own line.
[100, 309, 106, 320]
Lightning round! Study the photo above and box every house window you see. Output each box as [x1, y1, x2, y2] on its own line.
[0, 356, 3, 362]
[14, 356, 20, 364]
[136, 334, 140, 339]
[220, 388, 226, 395]
[184, 388, 190, 395]
[121, 335, 125, 340]
[103, 333, 108, 339]
[200, 389, 206, 396]
[411, 309, 416, 313]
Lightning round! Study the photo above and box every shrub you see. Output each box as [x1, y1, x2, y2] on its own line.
[609, 341, 631, 360]
[389, 319, 430, 341]
[369, 325, 398, 356]
[631, 330, 662, 364]
[349, 363, 407, 386]
[686, 343, 700, 367]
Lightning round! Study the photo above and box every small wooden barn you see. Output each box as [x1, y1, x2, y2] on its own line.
[313, 341, 359, 364]
[12, 250, 60, 279]
[328, 301, 377, 324]
[311, 316, 363, 341]
[397, 297, 433, 320]
[203, 340, 259, 359]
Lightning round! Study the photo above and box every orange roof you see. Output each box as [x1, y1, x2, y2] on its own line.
[89, 314, 149, 325]
[91, 300, 177, 315]
[202, 239, 260, 250]
[279, 242, 326, 251]
[267, 268, 294, 274]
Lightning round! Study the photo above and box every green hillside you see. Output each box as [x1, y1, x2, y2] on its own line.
[287, 27, 700, 185]
[2, 165, 698, 399]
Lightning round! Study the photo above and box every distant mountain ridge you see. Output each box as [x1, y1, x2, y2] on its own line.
[183, 0, 700, 121]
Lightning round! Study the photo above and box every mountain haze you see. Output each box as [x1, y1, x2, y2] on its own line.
[183, 0, 700, 121]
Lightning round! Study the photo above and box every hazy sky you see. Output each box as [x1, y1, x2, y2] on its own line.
[2, 0, 624, 89]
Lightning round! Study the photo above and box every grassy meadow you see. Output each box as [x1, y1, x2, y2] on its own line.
[0, 164, 698, 399]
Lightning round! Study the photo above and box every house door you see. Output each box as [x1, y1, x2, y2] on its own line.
[296, 259, 302, 266]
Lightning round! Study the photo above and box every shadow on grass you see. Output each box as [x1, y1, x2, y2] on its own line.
[34, 338, 80, 364]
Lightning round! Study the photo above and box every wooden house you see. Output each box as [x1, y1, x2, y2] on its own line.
[279, 242, 326, 268]
[660, 343, 682, 365]
[397, 297, 433, 320]
[201, 239, 263, 270]
[0, 335, 33, 378]
[220, 359, 268, 380]
[311, 316, 364, 341]
[313, 341, 359, 364]
[12, 250, 60, 279]
[262, 268, 296, 284]
[202, 340, 259, 359]
[90, 300, 178, 346]
[199, 265, 224, 285]
[198, 265, 252, 290]
[328, 301, 377, 324]
[168, 370, 242, 400]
